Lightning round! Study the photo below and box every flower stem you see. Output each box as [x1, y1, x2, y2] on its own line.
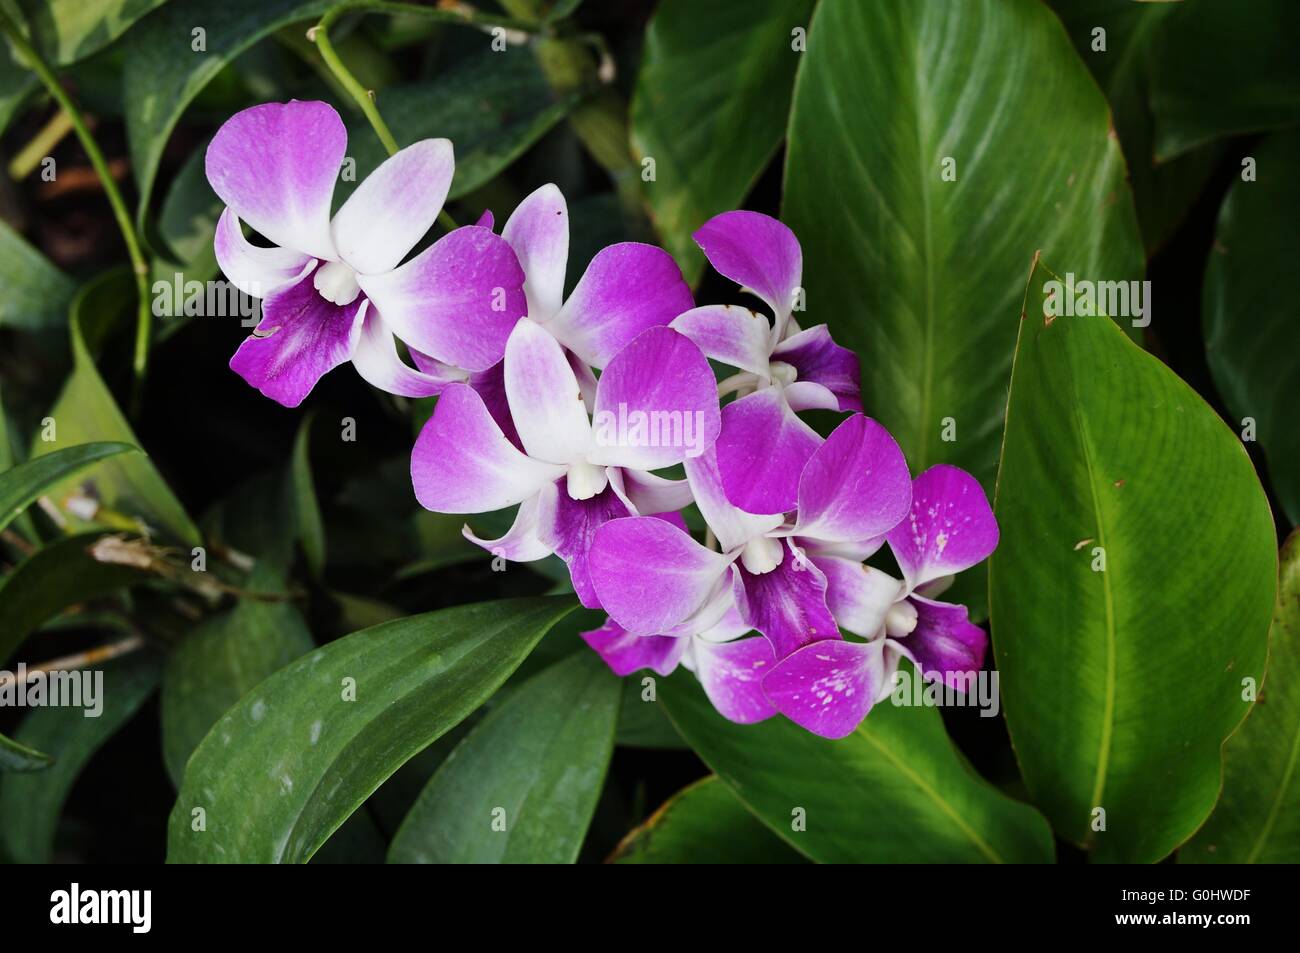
[0, 9, 153, 405]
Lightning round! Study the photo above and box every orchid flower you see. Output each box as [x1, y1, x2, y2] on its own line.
[765, 465, 999, 739]
[670, 211, 861, 513]
[587, 414, 912, 670]
[207, 99, 526, 407]
[410, 319, 719, 606]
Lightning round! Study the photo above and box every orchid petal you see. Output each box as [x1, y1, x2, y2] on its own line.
[582, 618, 686, 678]
[761, 639, 885, 740]
[733, 540, 839, 659]
[589, 327, 721, 471]
[213, 209, 313, 298]
[546, 243, 694, 368]
[502, 183, 569, 322]
[537, 479, 632, 609]
[684, 447, 782, 554]
[772, 324, 862, 411]
[692, 636, 778, 724]
[619, 468, 694, 515]
[714, 387, 821, 514]
[475, 210, 495, 229]
[228, 274, 365, 408]
[331, 138, 453, 275]
[669, 304, 772, 377]
[205, 100, 343, 260]
[464, 360, 521, 450]
[358, 225, 526, 371]
[692, 210, 801, 320]
[793, 414, 913, 544]
[352, 309, 466, 397]
[811, 555, 905, 639]
[462, 484, 556, 563]
[903, 595, 988, 691]
[783, 380, 840, 412]
[589, 516, 732, 635]
[504, 319, 592, 465]
[411, 383, 564, 513]
[887, 464, 999, 590]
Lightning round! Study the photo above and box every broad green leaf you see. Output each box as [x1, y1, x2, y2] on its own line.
[1182, 530, 1300, 864]
[0, 653, 161, 862]
[0, 47, 36, 136]
[630, 0, 814, 284]
[0, 531, 149, 666]
[290, 413, 325, 578]
[18, 0, 169, 64]
[0, 441, 136, 535]
[161, 565, 315, 787]
[990, 259, 1276, 863]
[123, 0, 333, 224]
[660, 672, 1054, 863]
[0, 218, 77, 332]
[1202, 131, 1300, 528]
[1149, 0, 1300, 161]
[612, 775, 807, 865]
[1049, 0, 1221, 253]
[149, 140, 222, 340]
[167, 596, 578, 863]
[388, 651, 619, 863]
[33, 309, 201, 545]
[782, 0, 1142, 497]
[0, 732, 51, 772]
[615, 679, 685, 749]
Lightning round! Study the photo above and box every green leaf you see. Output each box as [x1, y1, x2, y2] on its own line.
[782, 0, 1142, 497]
[990, 259, 1276, 863]
[0, 441, 137, 535]
[290, 412, 325, 578]
[388, 651, 619, 863]
[0, 732, 52, 772]
[1048, 0, 1221, 253]
[615, 679, 685, 749]
[660, 672, 1054, 863]
[1203, 131, 1300, 528]
[0, 653, 161, 862]
[1149, 0, 1300, 162]
[123, 0, 333, 223]
[167, 596, 579, 863]
[1182, 530, 1300, 863]
[18, 0, 169, 65]
[0, 531, 149, 667]
[612, 775, 807, 864]
[161, 565, 315, 787]
[0, 218, 78, 332]
[630, 0, 814, 284]
[33, 308, 201, 545]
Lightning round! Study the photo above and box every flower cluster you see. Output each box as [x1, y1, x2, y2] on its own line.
[208, 100, 999, 739]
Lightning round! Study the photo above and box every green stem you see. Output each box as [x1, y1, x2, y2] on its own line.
[0, 9, 153, 400]
[312, 1, 546, 231]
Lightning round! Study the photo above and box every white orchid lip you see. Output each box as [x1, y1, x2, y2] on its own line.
[767, 360, 797, 387]
[740, 535, 785, 575]
[313, 260, 362, 305]
[566, 460, 608, 501]
[885, 599, 919, 637]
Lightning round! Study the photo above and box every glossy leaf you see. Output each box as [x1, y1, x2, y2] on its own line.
[0, 441, 136, 535]
[161, 565, 315, 787]
[0, 653, 161, 862]
[1202, 131, 1300, 527]
[630, 0, 814, 284]
[990, 259, 1276, 862]
[167, 596, 578, 863]
[0, 732, 51, 772]
[660, 672, 1054, 863]
[290, 413, 325, 577]
[1182, 530, 1300, 864]
[612, 775, 807, 865]
[388, 651, 620, 864]
[0, 218, 78, 332]
[18, 0, 169, 64]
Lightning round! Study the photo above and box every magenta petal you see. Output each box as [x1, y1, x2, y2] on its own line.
[772, 324, 862, 412]
[794, 414, 913, 544]
[357, 225, 526, 372]
[465, 360, 522, 450]
[761, 639, 885, 739]
[476, 210, 495, 229]
[887, 464, 999, 590]
[589, 516, 732, 635]
[502, 183, 569, 322]
[463, 484, 556, 563]
[228, 271, 364, 408]
[669, 304, 772, 377]
[352, 309, 465, 397]
[411, 383, 564, 512]
[205, 100, 344, 260]
[213, 209, 313, 297]
[692, 636, 778, 724]
[546, 243, 694, 368]
[692, 210, 801, 319]
[811, 555, 904, 639]
[589, 327, 721, 471]
[715, 388, 821, 514]
[582, 618, 686, 677]
[733, 541, 839, 659]
[904, 595, 988, 690]
[684, 447, 782, 553]
[537, 479, 633, 609]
